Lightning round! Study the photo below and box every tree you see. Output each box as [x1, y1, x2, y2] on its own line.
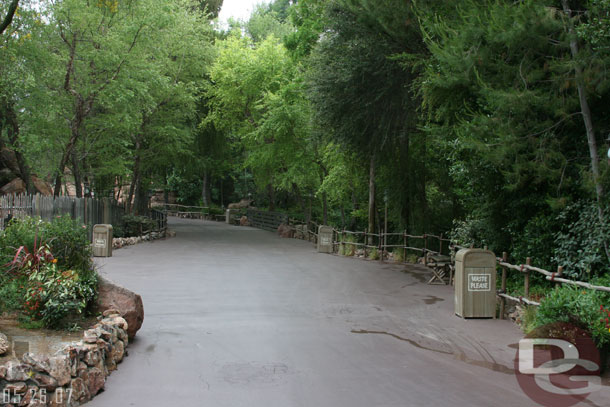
[307, 0, 417, 235]
[0, 0, 19, 35]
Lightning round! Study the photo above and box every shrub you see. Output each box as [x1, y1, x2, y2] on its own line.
[26, 263, 97, 328]
[0, 217, 45, 267]
[121, 215, 157, 237]
[339, 234, 357, 256]
[553, 201, 610, 280]
[393, 248, 404, 263]
[0, 275, 27, 312]
[534, 285, 610, 348]
[368, 247, 380, 260]
[0, 216, 98, 328]
[44, 215, 92, 272]
[0, 215, 91, 273]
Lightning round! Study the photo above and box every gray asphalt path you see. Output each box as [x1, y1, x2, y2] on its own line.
[89, 218, 607, 407]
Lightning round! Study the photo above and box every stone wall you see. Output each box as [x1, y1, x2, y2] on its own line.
[0, 310, 129, 406]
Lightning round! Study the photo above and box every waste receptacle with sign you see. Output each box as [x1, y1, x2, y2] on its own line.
[455, 248, 496, 318]
[317, 226, 334, 253]
[93, 224, 113, 257]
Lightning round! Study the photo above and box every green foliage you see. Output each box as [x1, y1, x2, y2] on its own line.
[339, 234, 357, 256]
[553, 201, 610, 280]
[0, 216, 92, 273]
[26, 264, 98, 329]
[44, 215, 92, 273]
[392, 248, 404, 263]
[0, 216, 98, 328]
[368, 247, 379, 260]
[534, 285, 610, 348]
[0, 275, 26, 312]
[121, 215, 157, 237]
[520, 305, 539, 334]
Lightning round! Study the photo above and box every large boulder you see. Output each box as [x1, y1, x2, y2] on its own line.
[0, 177, 26, 194]
[239, 216, 250, 226]
[227, 198, 253, 209]
[96, 277, 144, 340]
[0, 175, 53, 196]
[277, 223, 294, 239]
[32, 176, 53, 196]
[0, 332, 8, 355]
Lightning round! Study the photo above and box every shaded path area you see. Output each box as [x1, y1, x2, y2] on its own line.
[89, 218, 606, 406]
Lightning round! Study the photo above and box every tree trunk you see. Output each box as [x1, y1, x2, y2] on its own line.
[562, 0, 609, 260]
[322, 192, 328, 225]
[127, 137, 142, 214]
[267, 184, 275, 211]
[115, 176, 123, 202]
[202, 170, 211, 207]
[71, 152, 83, 198]
[293, 183, 307, 221]
[368, 155, 376, 244]
[350, 184, 358, 230]
[164, 172, 169, 204]
[3, 100, 34, 194]
[0, 0, 19, 36]
[54, 122, 81, 197]
[133, 174, 148, 216]
[340, 205, 345, 228]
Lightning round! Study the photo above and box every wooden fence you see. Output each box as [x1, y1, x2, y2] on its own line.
[245, 209, 610, 317]
[0, 194, 169, 239]
[247, 209, 289, 232]
[152, 203, 209, 219]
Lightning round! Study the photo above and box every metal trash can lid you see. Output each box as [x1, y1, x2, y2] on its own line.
[93, 224, 113, 232]
[455, 248, 495, 263]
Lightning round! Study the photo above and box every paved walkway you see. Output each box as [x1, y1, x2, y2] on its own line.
[89, 218, 607, 407]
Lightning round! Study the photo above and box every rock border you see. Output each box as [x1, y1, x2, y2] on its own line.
[0, 310, 129, 407]
[112, 229, 175, 251]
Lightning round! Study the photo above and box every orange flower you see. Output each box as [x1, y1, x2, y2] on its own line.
[52, 259, 58, 264]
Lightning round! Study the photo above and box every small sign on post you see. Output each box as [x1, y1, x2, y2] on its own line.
[92, 224, 113, 257]
[317, 226, 334, 253]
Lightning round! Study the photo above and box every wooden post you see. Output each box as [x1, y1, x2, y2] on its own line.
[423, 234, 428, 266]
[384, 200, 388, 261]
[379, 227, 383, 264]
[341, 229, 345, 255]
[555, 266, 563, 288]
[500, 252, 508, 319]
[403, 230, 407, 263]
[524, 257, 531, 300]
[439, 233, 443, 256]
[363, 229, 368, 258]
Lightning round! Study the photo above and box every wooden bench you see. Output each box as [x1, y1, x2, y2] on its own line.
[427, 253, 454, 285]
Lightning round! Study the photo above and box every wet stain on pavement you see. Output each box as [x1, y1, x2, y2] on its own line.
[400, 269, 428, 284]
[145, 344, 156, 353]
[352, 329, 515, 375]
[421, 295, 444, 305]
[351, 330, 452, 355]
[220, 362, 290, 386]
[454, 352, 514, 375]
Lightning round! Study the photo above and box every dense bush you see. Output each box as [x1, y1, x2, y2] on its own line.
[553, 201, 610, 281]
[0, 216, 98, 329]
[0, 215, 91, 270]
[534, 285, 610, 348]
[26, 264, 97, 328]
[44, 215, 93, 272]
[121, 214, 157, 237]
